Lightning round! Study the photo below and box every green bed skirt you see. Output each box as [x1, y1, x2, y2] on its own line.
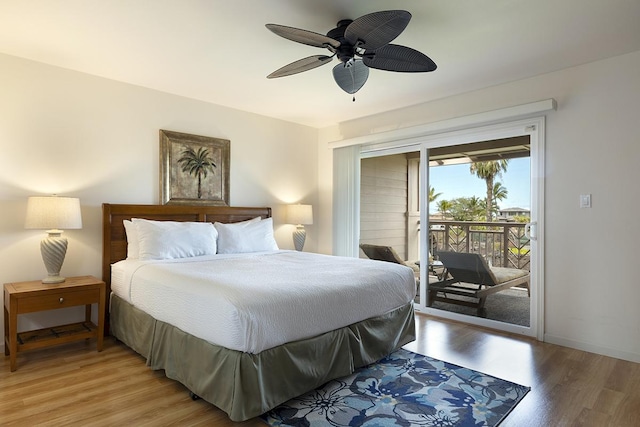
[110, 295, 415, 421]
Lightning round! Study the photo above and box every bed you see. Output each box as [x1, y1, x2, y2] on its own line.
[102, 203, 416, 421]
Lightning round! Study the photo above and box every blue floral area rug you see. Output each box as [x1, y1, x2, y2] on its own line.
[261, 348, 530, 426]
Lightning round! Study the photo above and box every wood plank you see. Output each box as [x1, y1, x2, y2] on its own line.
[360, 176, 407, 190]
[359, 230, 406, 241]
[360, 155, 409, 259]
[360, 195, 407, 207]
[360, 212, 407, 222]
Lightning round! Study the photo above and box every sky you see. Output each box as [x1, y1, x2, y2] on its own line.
[428, 157, 530, 213]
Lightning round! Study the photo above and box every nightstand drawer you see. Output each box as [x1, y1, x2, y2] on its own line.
[17, 289, 100, 313]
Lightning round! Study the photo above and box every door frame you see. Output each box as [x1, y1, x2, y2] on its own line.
[415, 117, 544, 339]
[332, 100, 554, 341]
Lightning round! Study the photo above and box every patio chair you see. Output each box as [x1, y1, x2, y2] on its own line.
[359, 243, 419, 274]
[428, 251, 529, 317]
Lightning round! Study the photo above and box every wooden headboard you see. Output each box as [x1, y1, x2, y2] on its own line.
[102, 203, 272, 298]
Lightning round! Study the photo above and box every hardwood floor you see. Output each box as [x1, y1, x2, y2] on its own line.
[2, 313, 639, 426]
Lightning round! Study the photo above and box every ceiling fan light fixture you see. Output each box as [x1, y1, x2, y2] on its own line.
[332, 59, 369, 95]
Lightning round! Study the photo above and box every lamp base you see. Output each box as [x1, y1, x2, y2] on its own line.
[42, 275, 65, 284]
[40, 231, 68, 284]
[293, 226, 306, 251]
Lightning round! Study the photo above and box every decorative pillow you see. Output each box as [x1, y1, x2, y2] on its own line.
[123, 220, 139, 259]
[215, 217, 279, 254]
[132, 218, 218, 260]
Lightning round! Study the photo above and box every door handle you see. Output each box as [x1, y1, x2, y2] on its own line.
[525, 222, 537, 241]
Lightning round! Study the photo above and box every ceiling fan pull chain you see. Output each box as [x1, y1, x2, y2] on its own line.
[350, 63, 356, 102]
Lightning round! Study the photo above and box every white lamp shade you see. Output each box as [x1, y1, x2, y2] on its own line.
[286, 204, 313, 225]
[25, 196, 83, 230]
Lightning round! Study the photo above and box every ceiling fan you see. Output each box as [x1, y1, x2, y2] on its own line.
[266, 10, 437, 99]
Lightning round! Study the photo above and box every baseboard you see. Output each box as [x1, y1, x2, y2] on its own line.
[544, 333, 640, 363]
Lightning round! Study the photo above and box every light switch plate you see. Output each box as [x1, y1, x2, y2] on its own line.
[580, 194, 591, 208]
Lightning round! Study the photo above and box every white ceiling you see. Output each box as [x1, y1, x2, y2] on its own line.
[1, 1, 639, 128]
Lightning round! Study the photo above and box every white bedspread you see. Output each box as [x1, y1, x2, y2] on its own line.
[111, 250, 415, 353]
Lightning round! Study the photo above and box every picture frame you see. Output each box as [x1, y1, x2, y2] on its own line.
[160, 129, 230, 206]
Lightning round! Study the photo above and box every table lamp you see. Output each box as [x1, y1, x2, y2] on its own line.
[25, 195, 83, 283]
[286, 204, 313, 251]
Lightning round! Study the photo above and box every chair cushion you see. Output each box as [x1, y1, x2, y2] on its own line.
[489, 266, 529, 284]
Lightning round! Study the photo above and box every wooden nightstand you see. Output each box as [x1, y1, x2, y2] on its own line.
[3, 275, 106, 371]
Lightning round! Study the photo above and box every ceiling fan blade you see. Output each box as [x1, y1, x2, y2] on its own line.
[266, 24, 340, 49]
[332, 59, 369, 94]
[363, 44, 437, 72]
[267, 55, 333, 78]
[345, 10, 411, 51]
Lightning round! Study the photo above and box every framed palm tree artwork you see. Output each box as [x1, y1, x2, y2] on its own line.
[160, 129, 230, 206]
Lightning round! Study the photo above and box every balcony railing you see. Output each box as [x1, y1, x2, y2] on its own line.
[427, 220, 530, 271]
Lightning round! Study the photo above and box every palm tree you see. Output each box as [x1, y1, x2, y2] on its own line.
[492, 182, 508, 202]
[469, 160, 509, 221]
[466, 196, 485, 221]
[177, 146, 217, 199]
[491, 182, 509, 219]
[449, 196, 485, 221]
[437, 200, 453, 219]
[428, 186, 442, 203]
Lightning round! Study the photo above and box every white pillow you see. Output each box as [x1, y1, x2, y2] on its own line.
[123, 220, 139, 259]
[132, 218, 218, 260]
[235, 216, 262, 225]
[215, 217, 279, 254]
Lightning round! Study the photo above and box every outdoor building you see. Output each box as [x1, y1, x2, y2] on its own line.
[498, 207, 530, 221]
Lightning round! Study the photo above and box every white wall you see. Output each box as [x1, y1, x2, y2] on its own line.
[319, 50, 640, 362]
[0, 54, 319, 336]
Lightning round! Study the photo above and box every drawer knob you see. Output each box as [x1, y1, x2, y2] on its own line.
[59, 297, 64, 303]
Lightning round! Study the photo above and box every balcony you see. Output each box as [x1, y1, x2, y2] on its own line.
[419, 220, 530, 326]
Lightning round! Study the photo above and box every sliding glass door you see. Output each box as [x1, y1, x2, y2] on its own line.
[351, 117, 544, 338]
[418, 137, 532, 329]
[415, 120, 543, 338]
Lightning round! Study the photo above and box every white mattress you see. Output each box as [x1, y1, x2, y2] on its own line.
[111, 250, 415, 354]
